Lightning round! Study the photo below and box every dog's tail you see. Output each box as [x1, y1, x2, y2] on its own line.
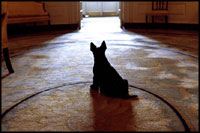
[121, 95, 138, 99]
[122, 79, 138, 99]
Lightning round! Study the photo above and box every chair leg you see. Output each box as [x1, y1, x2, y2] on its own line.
[48, 20, 50, 25]
[152, 16, 154, 23]
[47, 20, 52, 32]
[165, 16, 168, 24]
[3, 48, 14, 73]
[146, 16, 148, 23]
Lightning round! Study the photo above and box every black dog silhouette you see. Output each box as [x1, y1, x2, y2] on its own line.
[90, 41, 137, 98]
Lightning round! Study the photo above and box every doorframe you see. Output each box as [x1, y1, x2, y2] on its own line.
[119, 2, 124, 28]
[79, 1, 124, 29]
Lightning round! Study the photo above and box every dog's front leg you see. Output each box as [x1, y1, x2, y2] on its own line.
[90, 75, 99, 91]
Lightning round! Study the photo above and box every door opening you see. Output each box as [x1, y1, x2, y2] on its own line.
[81, 2, 119, 17]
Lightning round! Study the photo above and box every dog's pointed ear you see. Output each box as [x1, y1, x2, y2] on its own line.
[90, 42, 96, 51]
[100, 40, 107, 50]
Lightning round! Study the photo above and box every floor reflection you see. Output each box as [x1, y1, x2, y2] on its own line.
[90, 88, 137, 131]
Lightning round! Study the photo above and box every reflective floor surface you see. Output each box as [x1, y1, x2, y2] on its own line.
[1, 17, 198, 131]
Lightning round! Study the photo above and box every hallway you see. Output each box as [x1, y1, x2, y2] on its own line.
[1, 17, 198, 131]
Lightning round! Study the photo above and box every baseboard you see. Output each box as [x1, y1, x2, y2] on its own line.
[48, 24, 79, 30]
[123, 23, 200, 30]
[85, 12, 118, 17]
[7, 23, 79, 36]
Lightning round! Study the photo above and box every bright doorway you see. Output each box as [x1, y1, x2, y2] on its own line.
[81, 2, 119, 17]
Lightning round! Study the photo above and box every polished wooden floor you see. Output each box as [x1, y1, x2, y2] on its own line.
[2, 17, 199, 131]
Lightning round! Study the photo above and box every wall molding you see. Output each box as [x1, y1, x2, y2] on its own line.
[123, 23, 200, 30]
[7, 24, 79, 36]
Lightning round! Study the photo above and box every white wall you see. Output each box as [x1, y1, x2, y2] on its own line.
[82, 2, 119, 16]
[121, 1, 199, 24]
[102, 2, 119, 13]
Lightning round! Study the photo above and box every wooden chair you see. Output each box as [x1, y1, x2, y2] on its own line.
[146, 0, 168, 23]
[1, 2, 14, 73]
[1, 2, 50, 74]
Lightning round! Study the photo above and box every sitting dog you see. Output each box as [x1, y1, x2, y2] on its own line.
[90, 41, 137, 98]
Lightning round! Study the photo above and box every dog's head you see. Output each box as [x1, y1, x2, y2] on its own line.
[90, 41, 107, 59]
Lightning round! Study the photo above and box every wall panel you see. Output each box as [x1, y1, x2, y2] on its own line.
[122, 2, 198, 24]
[45, 2, 80, 25]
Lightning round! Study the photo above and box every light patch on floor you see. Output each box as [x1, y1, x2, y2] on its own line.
[180, 78, 198, 88]
[157, 71, 179, 79]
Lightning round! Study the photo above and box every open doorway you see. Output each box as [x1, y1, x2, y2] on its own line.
[81, 2, 119, 17]
[80, 2, 121, 30]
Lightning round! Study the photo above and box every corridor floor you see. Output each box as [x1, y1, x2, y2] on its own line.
[1, 17, 198, 131]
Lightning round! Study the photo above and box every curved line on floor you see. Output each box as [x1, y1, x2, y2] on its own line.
[129, 85, 190, 132]
[1, 81, 190, 131]
[1, 81, 88, 119]
[8, 42, 198, 59]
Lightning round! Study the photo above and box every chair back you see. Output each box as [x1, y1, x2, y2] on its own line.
[152, 0, 168, 10]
